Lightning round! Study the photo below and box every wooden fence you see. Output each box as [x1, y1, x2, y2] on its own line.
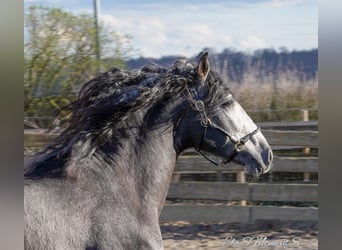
[160, 120, 318, 223]
[24, 120, 318, 223]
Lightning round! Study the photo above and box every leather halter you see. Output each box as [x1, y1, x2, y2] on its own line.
[184, 85, 260, 166]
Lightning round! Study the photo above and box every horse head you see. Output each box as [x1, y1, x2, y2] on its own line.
[174, 52, 273, 176]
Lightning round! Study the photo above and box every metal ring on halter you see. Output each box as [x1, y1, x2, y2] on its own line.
[234, 140, 244, 151]
[194, 100, 205, 112]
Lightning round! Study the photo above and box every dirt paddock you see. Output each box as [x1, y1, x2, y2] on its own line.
[161, 220, 318, 250]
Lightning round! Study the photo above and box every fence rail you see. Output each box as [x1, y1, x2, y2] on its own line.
[262, 130, 318, 147]
[160, 205, 318, 223]
[175, 155, 318, 173]
[166, 182, 317, 202]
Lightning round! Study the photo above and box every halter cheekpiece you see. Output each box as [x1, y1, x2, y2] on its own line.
[184, 84, 260, 167]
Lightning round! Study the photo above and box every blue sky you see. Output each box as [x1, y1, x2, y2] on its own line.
[24, 0, 318, 58]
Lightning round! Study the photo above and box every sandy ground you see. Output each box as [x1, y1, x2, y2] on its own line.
[161, 220, 318, 250]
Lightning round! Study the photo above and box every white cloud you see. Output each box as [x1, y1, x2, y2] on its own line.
[101, 14, 172, 57]
[136, 19, 168, 45]
[178, 24, 214, 44]
[239, 35, 266, 49]
[97, 0, 314, 57]
[101, 15, 125, 30]
[139, 48, 156, 58]
[102, 14, 167, 44]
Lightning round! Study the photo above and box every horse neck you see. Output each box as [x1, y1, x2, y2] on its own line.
[98, 124, 177, 214]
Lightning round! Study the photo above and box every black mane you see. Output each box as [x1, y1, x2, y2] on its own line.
[24, 58, 228, 179]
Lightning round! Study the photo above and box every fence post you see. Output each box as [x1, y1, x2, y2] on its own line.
[236, 171, 247, 206]
[302, 109, 309, 122]
[302, 109, 311, 182]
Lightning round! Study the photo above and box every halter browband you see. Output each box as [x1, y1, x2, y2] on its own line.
[184, 85, 260, 166]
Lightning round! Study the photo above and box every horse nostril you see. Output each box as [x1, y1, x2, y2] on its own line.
[268, 149, 273, 164]
[262, 149, 273, 166]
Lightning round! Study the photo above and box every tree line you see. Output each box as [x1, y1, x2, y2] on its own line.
[127, 48, 318, 84]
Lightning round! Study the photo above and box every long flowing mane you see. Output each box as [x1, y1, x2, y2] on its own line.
[24, 58, 227, 179]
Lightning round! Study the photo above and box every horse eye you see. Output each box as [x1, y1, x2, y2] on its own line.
[222, 96, 234, 107]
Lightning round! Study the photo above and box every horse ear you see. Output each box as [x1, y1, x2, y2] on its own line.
[196, 52, 210, 83]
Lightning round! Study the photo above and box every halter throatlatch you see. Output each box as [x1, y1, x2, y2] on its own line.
[184, 85, 260, 167]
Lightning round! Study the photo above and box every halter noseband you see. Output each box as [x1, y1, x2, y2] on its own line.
[184, 85, 260, 167]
